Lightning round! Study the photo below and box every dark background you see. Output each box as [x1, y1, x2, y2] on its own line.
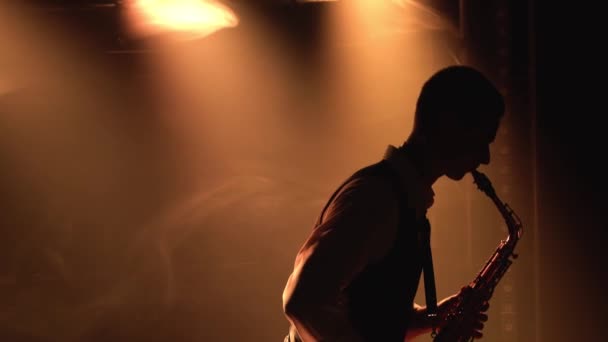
[535, 1, 607, 341]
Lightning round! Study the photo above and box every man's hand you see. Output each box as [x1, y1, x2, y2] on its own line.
[406, 287, 490, 341]
[436, 286, 490, 339]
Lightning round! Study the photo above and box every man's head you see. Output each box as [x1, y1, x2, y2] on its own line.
[412, 65, 505, 180]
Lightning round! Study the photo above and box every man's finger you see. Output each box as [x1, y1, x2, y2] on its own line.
[480, 301, 490, 311]
[473, 330, 483, 339]
[460, 286, 473, 295]
[478, 313, 488, 322]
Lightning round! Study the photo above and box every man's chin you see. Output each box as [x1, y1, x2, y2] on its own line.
[446, 170, 467, 181]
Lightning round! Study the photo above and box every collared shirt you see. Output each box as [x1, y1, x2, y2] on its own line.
[283, 145, 435, 342]
[382, 144, 435, 218]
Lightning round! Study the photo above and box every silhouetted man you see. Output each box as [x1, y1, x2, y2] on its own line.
[282, 65, 504, 341]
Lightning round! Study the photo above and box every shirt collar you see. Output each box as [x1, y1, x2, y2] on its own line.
[382, 144, 435, 217]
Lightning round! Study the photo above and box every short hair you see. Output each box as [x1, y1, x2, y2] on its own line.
[414, 65, 505, 132]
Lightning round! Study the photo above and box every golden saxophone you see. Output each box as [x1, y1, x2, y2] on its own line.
[433, 170, 524, 342]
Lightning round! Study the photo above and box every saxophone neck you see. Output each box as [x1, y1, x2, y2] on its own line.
[471, 170, 524, 240]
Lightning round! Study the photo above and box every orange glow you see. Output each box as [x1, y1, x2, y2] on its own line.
[0, 78, 15, 95]
[130, 0, 239, 39]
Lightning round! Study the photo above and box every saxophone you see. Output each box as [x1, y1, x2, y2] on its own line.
[432, 170, 524, 342]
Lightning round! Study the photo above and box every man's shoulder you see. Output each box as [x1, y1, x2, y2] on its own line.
[347, 160, 391, 183]
[333, 161, 405, 203]
[345, 160, 410, 196]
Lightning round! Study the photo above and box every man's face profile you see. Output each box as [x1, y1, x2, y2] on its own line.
[437, 114, 500, 180]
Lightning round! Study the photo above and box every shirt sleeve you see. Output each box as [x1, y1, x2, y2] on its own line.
[282, 175, 400, 341]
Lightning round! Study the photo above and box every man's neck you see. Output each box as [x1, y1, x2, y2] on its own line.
[401, 134, 443, 188]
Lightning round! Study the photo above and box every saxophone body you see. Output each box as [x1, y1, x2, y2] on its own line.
[433, 170, 524, 342]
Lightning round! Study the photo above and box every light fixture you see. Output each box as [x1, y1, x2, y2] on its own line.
[127, 0, 239, 39]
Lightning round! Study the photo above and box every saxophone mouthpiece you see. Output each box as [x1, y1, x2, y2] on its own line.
[471, 170, 496, 197]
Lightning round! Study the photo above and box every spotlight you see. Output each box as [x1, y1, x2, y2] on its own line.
[127, 0, 239, 39]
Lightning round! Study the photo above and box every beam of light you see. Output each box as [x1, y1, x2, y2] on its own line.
[129, 0, 239, 39]
[391, 0, 455, 32]
[0, 78, 18, 95]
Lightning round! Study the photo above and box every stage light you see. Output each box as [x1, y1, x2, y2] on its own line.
[128, 0, 239, 39]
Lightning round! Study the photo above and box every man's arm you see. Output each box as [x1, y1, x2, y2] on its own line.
[405, 303, 435, 340]
[282, 177, 399, 342]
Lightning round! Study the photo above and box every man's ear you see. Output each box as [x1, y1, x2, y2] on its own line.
[434, 112, 460, 138]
